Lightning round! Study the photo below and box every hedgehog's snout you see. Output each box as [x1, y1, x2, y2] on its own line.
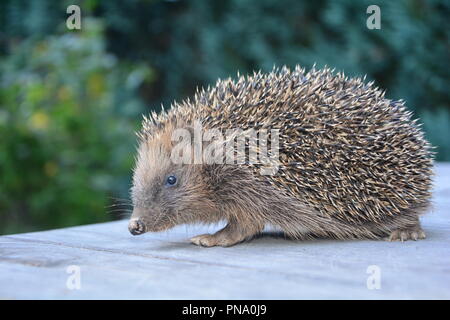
[129, 207, 148, 235]
[128, 218, 146, 235]
[129, 206, 172, 234]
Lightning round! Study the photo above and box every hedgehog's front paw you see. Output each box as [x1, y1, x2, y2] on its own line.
[386, 227, 426, 242]
[190, 221, 262, 247]
[190, 233, 241, 247]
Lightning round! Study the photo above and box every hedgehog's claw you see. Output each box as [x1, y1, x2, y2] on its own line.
[190, 222, 262, 247]
[386, 227, 426, 242]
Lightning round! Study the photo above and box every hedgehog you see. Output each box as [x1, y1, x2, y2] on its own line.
[128, 65, 434, 247]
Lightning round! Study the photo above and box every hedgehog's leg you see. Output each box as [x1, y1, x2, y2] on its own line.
[190, 219, 263, 247]
[382, 208, 428, 242]
[386, 224, 426, 242]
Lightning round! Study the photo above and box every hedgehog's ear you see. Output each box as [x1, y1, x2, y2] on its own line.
[170, 125, 195, 165]
[170, 125, 195, 146]
[170, 120, 206, 147]
[170, 122, 226, 165]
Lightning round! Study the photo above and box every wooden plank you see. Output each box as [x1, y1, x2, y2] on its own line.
[1, 163, 449, 299]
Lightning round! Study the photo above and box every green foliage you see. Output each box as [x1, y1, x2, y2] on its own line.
[95, 0, 450, 158]
[0, 0, 448, 233]
[0, 19, 151, 234]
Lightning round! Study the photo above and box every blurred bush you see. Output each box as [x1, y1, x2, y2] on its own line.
[96, 0, 450, 158]
[0, 0, 448, 234]
[0, 19, 151, 234]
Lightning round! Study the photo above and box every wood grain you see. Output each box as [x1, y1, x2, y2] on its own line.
[1, 163, 449, 299]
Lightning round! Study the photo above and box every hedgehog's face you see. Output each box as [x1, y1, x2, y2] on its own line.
[129, 135, 217, 235]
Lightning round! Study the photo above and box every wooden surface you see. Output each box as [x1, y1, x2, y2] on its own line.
[1, 163, 449, 300]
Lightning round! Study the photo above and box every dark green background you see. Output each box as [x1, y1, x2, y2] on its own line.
[0, 0, 449, 234]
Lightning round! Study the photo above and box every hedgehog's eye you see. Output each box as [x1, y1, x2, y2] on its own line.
[166, 175, 177, 186]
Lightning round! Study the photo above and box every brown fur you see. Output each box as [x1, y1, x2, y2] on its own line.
[129, 66, 434, 247]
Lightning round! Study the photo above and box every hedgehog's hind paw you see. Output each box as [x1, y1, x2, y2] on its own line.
[386, 227, 426, 242]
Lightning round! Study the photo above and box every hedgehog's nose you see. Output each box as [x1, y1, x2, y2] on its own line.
[128, 218, 146, 235]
